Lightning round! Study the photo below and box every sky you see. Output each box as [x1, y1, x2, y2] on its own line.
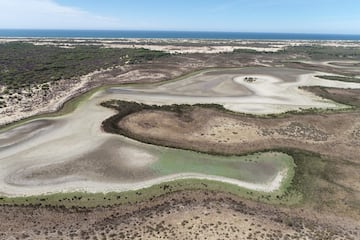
[0, 0, 360, 34]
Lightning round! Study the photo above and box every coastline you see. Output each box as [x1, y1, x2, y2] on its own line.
[1, 30, 360, 40]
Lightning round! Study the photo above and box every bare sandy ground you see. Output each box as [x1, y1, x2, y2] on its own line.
[0, 68, 102, 126]
[103, 44, 283, 54]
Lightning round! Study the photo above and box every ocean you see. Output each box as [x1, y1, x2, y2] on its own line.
[0, 29, 360, 40]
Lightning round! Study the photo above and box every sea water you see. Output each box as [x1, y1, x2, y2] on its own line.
[0, 29, 360, 40]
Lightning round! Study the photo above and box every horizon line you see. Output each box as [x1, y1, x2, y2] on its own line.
[1, 28, 360, 36]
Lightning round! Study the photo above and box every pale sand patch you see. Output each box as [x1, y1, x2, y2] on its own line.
[103, 44, 283, 54]
[9, 38, 288, 53]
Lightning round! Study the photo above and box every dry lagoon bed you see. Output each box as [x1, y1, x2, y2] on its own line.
[0, 66, 360, 239]
[1, 67, 359, 197]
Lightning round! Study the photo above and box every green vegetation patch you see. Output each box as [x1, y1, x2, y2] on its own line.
[285, 149, 346, 211]
[152, 150, 291, 184]
[0, 42, 169, 91]
[232, 45, 360, 60]
[280, 45, 360, 60]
